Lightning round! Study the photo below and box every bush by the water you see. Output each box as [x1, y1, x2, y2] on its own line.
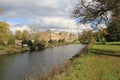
[0, 44, 22, 55]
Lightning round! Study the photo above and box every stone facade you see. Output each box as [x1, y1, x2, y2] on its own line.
[39, 30, 78, 42]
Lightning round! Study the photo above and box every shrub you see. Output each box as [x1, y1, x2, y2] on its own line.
[35, 40, 46, 50]
[48, 39, 54, 44]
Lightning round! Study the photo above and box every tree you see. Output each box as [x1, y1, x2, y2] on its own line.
[15, 30, 23, 40]
[0, 22, 9, 43]
[28, 40, 33, 46]
[36, 40, 46, 50]
[105, 17, 120, 41]
[23, 30, 30, 41]
[7, 33, 15, 45]
[93, 30, 106, 42]
[73, 0, 120, 25]
[28, 40, 35, 51]
[48, 39, 54, 44]
[80, 30, 93, 42]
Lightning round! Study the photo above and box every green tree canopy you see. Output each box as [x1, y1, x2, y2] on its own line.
[105, 17, 120, 41]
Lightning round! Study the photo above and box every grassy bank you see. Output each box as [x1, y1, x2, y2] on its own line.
[0, 41, 79, 56]
[0, 45, 29, 55]
[37, 42, 120, 80]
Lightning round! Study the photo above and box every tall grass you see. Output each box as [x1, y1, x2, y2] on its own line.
[36, 42, 120, 80]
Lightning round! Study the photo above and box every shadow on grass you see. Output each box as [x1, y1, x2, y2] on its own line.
[94, 42, 105, 45]
[94, 42, 120, 46]
[108, 44, 120, 46]
[89, 48, 120, 57]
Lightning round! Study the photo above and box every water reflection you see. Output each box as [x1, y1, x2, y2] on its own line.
[0, 44, 85, 80]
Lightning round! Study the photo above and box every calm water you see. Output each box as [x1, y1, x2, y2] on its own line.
[0, 44, 85, 80]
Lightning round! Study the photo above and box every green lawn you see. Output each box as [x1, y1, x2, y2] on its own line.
[105, 42, 120, 45]
[93, 42, 120, 52]
[92, 44, 120, 52]
[46, 42, 120, 80]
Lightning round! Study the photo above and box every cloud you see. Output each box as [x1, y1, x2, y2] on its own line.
[0, 0, 92, 33]
[8, 22, 31, 33]
[0, 0, 77, 18]
[29, 16, 92, 33]
[8, 16, 92, 34]
[30, 17, 78, 33]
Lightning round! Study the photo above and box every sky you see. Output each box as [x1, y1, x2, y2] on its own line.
[0, 0, 92, 33]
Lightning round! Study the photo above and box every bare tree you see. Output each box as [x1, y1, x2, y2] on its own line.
[73, 0, 120, 26]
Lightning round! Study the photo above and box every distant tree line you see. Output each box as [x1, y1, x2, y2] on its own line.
[79, 23, 120, 42]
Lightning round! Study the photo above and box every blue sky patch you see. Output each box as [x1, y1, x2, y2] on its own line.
[0, 17, 29, 24]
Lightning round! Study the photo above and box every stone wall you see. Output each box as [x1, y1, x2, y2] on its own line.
[39, 30, 78, 42]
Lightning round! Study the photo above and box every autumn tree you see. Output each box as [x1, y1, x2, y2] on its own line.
[0, 22, 9, 43]
[80, 30, 93, 42]
[15, 30, 23, 40]
[7, 31, 15, 45]
[23, 30, 30, 41]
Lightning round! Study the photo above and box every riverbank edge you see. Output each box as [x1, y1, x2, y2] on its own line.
[0, 46, 29, 56]
[28, 41, 94, 80]
[0, 42, 81, 56]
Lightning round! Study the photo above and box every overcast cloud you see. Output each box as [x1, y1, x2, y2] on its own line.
[0, 0, 91, 33]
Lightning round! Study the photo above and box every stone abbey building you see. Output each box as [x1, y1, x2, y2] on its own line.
[38, 30, 78, 42]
